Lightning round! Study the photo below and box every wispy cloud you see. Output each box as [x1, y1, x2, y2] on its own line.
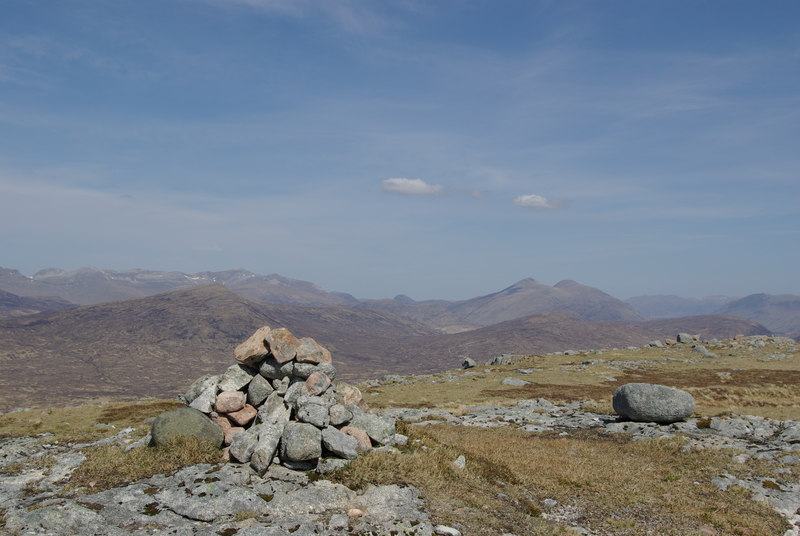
[381, 178, 443, 196]
[512, 194, 564, 210]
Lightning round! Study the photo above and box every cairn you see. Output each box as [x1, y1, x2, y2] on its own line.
[163, 326, 400, 473]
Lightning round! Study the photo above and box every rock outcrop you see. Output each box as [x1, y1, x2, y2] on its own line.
[167, 325, 400, 473]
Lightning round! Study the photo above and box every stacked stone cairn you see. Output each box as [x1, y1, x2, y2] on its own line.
[165, 326, 399, 473]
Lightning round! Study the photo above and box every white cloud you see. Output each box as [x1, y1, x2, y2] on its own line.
[513, 194, 562, 210]
[381, 178, 444, 196]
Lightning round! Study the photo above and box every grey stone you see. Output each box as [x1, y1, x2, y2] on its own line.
[453, 455, 466, 470]
[316, 362, 337, 380]
[229, 427, 259, 463]
[292, 362, 318, 379]
[258, 392, 291, 426]
[677, 332, 694, 344]
[329, 404, 353, 426]
[150, 407, 223, 448]
[435, 526, 462, 536]
[350, 413, 396, 445]
[251, 418, 289, 474]
[648, 340, 664, 348]
[218, 364, 256, 392]
[297, 397, 330, 428]
[184, 374, 219, 404]
[280, 422, 322, 462]
[393, 433, 409, 446]
[272, 376, 290, 395]
[501, 377, 530, 387]
[612, 383, 695, 424]
[247, 374, 274, 407]
[316, 458, 351, 474]
[488, 354, 513, 366]
[321, 426, 359, 459]
[5, 501, 107, 535]
[188, 385, 217, 413]
[259, 357, 294, 380]
[462, 358, 476, 369]
[283, 381, 306, 408]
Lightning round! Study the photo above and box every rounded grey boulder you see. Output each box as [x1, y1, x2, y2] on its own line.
[612, 383, 695, 424]
[150, 407, 224, 448]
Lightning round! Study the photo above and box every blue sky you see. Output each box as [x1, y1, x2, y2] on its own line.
[1, 0, 798, 300]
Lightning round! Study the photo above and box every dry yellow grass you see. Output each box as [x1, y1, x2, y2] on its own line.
[365, 339, 800, 420]
[67, 436, 223, 492]
[332, 423, 790, 536]
[0, 399, 183, 443]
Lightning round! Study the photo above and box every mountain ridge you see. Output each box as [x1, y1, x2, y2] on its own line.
[0, 285, 771, 410]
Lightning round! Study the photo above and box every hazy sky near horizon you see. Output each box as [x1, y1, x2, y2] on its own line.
[1, 0, 798, 300]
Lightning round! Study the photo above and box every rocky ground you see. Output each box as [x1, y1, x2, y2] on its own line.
[2, 334, 799, 535]
[2, 398, 799, 535]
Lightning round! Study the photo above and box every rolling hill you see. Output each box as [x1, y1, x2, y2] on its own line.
[0, 285, 771, 410]
[0, 289, 75, 317]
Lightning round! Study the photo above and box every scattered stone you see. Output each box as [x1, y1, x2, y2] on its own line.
[612, 383, 695, 424]
[435, 526, 463, 536]
[488, 354, 514, 365]
[677, 333, 695, 344]
[502, 377, 530, 387]
[462, 358, 476, 369]
[150, 407, 223, 448]
[453, 455, 466, 470]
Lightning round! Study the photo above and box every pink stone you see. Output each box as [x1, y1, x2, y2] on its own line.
[214, 391, 246, 413]
[295, 337, 332, 364]
[302, 371, 331, 397]
[266, 328, 301, 363]
[341, 425, 372, 452]
[227, 404, 257, 426]
[334, 382, 362, 406]
[221, 447, 231, 462]
[234, 326, 272, 367]
[224, 427, 245, 446]
[211, 414, 232, 433]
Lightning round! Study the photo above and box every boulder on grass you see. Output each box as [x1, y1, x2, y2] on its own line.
[612, 383, 695, 424]
[150, 407, 223, 448]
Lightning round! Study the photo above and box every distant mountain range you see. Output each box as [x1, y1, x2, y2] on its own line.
[626, 293, 800, 336]
[358, 278, 648, 331]
[1, 266, 798, 336]
[0, 285, 770, 409]
[0, 267, 356, 307]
